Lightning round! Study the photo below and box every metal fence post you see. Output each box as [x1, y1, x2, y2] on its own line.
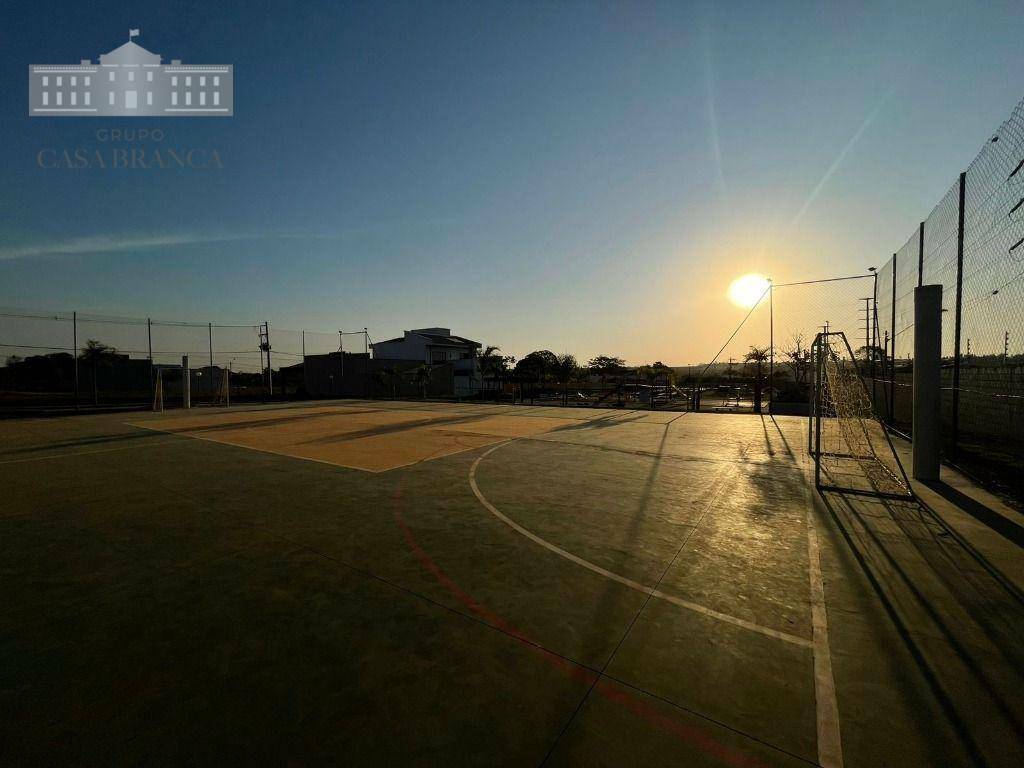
[917, 221, 925, 287]
[147, 318, 154, 403]
[913, 285, 943, 481]
[72, 311, 79, 409]
[889, 254, 897, 422]
[768, 281, 774, 414]
[871, 271, 878, 412]
[182, 354, 191, 409]
[951, 171, 966, 459]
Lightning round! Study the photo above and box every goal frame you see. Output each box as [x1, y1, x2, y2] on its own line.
[808, 330, 913, 500]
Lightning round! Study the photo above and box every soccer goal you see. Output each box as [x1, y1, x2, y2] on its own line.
[211, 367, 230, 406]
[152, 369, 164, 412]
[809, 330, 913, 500]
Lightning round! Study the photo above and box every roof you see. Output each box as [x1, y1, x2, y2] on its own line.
[99, 40, 162, 65]
[417, 333, 481, 348]
[371, 330, 481, 349]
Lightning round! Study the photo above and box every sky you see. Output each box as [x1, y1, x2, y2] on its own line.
[0, 0, 1022, 365]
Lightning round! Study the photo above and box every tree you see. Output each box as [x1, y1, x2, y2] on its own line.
[586, 355, 626, 381]
[413, 365, 431, 399]
[5, 355, 24, 367]
[478, 345, 514, 401]
[587, 355, 627, 405]
[381, 365, 399, 399]
[478, 345, 501, 393]
[650, 361, 674, 384]
[554, 353, 578, 405]
[782, 333, 811, 387]
[79, 340, 119, 406]
[744, 346, 770, 413]
[516, 350, 558, 384]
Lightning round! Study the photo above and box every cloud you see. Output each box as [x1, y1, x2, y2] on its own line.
[0, 231, 347, 261]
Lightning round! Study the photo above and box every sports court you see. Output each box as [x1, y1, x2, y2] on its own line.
[3, 400, 1023, 766]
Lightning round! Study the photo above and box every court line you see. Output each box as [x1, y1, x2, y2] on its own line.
[804, 483, 844, 766]
[468, 440, 812, 649]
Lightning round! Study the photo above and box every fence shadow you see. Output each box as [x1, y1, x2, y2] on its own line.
[818, 488, 1024, 766]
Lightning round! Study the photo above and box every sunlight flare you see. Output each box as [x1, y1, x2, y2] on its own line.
[727, 273, 770, 309]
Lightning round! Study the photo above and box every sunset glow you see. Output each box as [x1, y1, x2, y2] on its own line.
[727, 274, 771, 309]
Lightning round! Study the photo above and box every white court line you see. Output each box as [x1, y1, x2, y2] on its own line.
[468, 440, 812, 648]
[805, 480, 844, 766]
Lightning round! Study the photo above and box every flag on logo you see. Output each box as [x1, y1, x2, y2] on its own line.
[129, 29, 140, 38]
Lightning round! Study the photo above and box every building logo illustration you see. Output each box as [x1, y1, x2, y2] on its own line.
[29, 29, 232, 117]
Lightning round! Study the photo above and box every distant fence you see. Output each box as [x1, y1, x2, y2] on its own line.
[0, 309, 365, 409]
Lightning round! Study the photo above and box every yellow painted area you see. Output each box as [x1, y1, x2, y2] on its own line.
[129, 404, 579, 472]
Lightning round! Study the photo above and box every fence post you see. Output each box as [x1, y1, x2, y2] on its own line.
[182, 354, 191, 409]
[917, 221, 925, 287]
[913, 285, 942, 481]
[951, 171, 966, 459]
[147, 318, 154, 403]
[889, 254, 897, 422]
[72, 311, 79, 410]
[871, 271, 878, 413]
[768, 281, 774, 414]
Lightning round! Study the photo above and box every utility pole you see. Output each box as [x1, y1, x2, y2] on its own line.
[1005, 331, 1011, 362]
[208, 322, 214, 400]
[258, 322, 272, 399]
[266, 322, 272, 397]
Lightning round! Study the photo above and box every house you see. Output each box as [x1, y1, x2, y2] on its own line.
[29, 30, 232, 117]
[371, 328, 482, 396]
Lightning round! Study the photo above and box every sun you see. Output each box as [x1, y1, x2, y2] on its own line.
[727, 273, 770, 309]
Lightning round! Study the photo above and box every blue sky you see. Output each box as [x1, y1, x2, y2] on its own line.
[0, 0, 1022, 363]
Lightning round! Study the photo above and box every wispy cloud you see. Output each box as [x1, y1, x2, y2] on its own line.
[790, 86, 897, 228]
[701, 21, 727, 202]
[0, 231, 349, 261]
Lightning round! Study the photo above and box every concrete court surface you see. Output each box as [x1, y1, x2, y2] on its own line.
[1, 400, 1023, 767]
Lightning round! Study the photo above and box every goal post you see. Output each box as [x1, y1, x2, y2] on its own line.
[152, 369, 164, 412]
[809, 330, 913, 500]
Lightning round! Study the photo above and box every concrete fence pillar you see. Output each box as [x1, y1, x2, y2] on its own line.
[912, 285, 942, 481]
[182, 354, 191, 410]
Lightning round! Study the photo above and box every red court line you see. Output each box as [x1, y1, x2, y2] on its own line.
[393, 505, 769, 768]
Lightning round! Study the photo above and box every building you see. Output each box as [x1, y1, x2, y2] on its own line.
[371, 328, 482, 396]
[29, 31, 232, 117]
[371, 328, 480, 364]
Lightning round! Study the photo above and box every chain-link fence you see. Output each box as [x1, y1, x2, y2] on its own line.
[0, 309, 368, 410]
[872, 96, 1024, 499]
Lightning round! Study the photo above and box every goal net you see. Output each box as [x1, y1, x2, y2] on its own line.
[810, 331, 912, 499]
